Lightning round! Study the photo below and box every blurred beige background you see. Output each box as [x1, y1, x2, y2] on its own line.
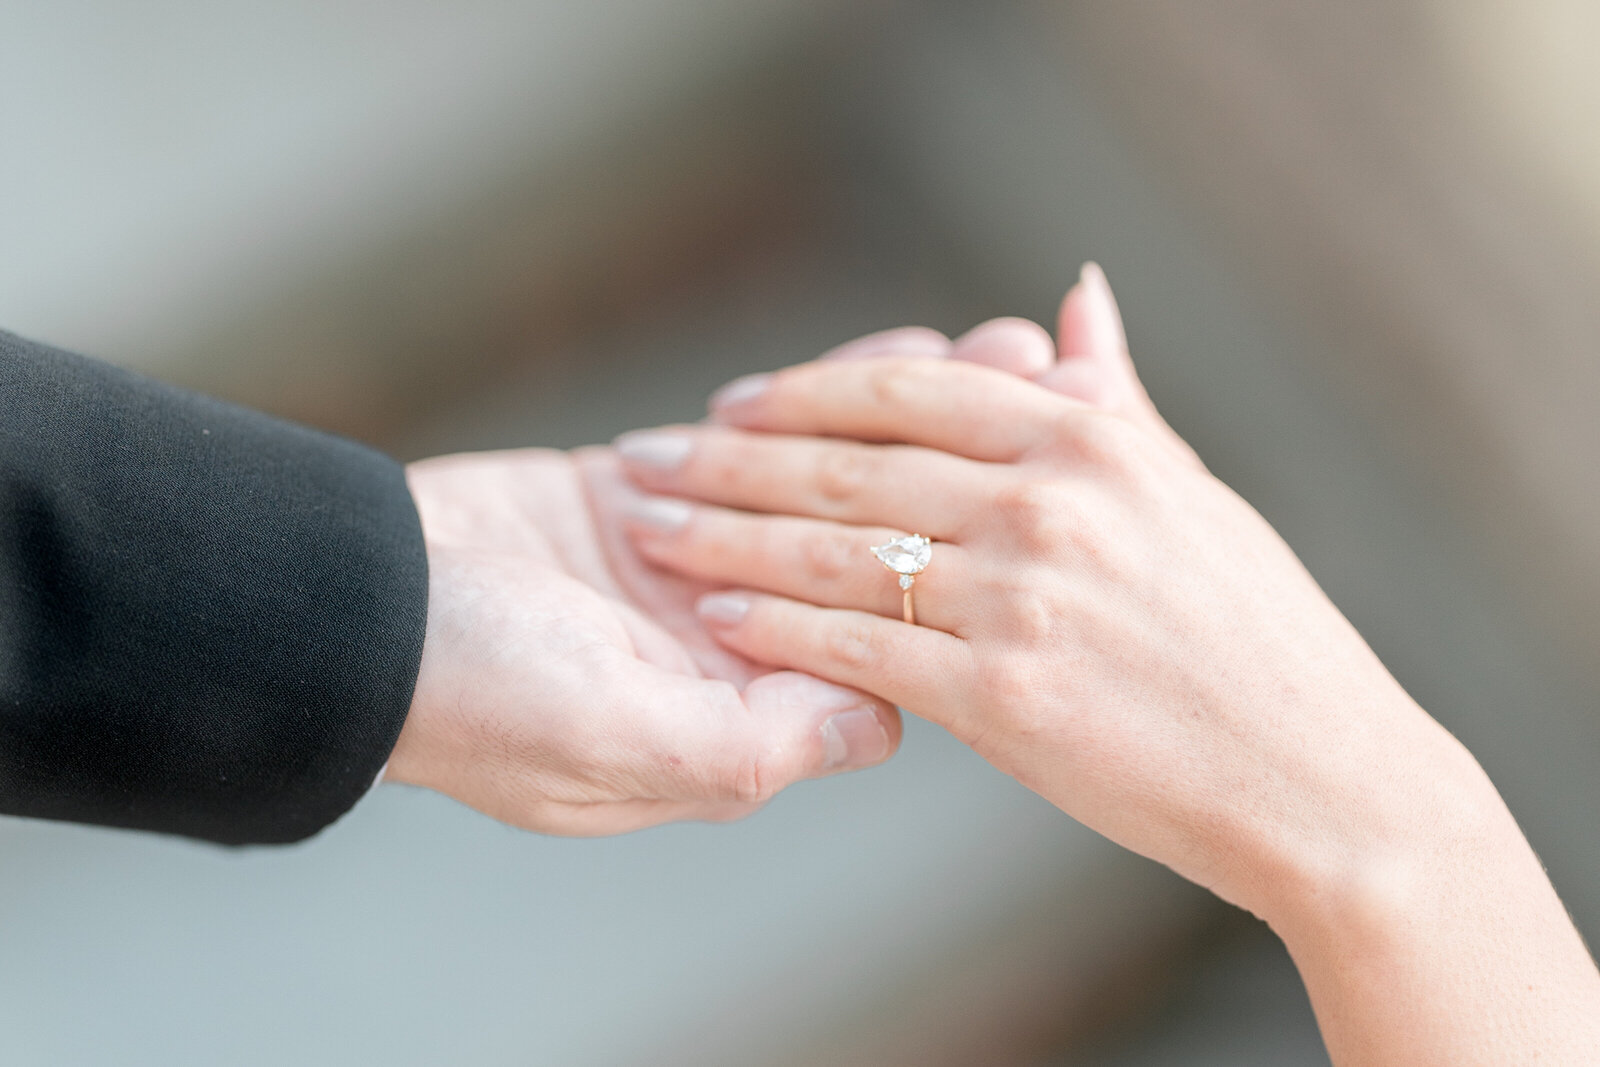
[2, 2, 1597, 1064]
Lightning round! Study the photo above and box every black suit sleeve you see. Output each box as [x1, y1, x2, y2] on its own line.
[0, 330, 428, 845]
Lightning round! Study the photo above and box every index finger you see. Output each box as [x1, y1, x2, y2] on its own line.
[709, 356, 1085, 463]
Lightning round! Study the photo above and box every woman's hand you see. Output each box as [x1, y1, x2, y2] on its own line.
[615, 351, 1457, 914]
[615, 280, 1600, 1062]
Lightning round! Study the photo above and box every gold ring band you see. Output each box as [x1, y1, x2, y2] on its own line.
[870, 534, 932, 626]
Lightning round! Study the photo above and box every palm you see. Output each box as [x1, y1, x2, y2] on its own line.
[406, 444, 766, 687]
[398, 446, 812, 835]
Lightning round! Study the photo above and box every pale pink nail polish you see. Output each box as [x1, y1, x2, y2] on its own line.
[614, 430, 693, 471]
[697, 593, 751, 625]
[625, 496, 691, 533]
[709, 373, 771, 412]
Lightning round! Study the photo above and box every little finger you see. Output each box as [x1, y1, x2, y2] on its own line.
[695, 591, 975, 739]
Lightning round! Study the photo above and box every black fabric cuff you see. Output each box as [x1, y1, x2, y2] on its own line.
[0, 331, 428, 844]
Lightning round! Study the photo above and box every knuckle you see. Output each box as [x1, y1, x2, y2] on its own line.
[991, 479, 1074, 555]
[1000, 586, 1068, 647]
[823, 618, 881, 673]
[813, 446, 871, 504]
[1065, 413, 1148, 478]
[722, 743, 782, 805]
[973, 652, 1047, 738]
[801, 528, 856, 582]
[698, 684, 793, 806]
[867, 358, 934, 409]
[694, 430, 752, 488]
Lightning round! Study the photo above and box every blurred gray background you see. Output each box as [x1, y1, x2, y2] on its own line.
[3, 2, 1598, 1064]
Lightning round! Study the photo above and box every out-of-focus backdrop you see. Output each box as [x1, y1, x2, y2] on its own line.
[3, 2, 1598, 1064]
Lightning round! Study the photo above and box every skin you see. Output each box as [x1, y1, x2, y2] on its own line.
[616, 271, 1600, 1063]
[384, 297, 1094, 835]
[384, 444, 902, 834]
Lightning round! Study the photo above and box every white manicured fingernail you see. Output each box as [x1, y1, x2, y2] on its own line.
[709, 373, 770, 411]
[615, 430, 693, 471]
[696, 593, 751, 625]
[625, 496, 691, 533]
[821, 709, 890, 771]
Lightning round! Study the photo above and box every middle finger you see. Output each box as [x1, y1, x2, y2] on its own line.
[615, 425, 993, 540]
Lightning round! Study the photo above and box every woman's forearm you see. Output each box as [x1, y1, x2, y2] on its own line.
[1259, 719, 1600, 1065]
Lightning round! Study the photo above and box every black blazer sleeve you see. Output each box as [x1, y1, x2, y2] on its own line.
[0, 330, 429, 844]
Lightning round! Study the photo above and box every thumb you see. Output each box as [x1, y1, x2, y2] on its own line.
[1042, 261, 1141, 410]
[1044, 263, 1201, 465]
[638, 668, 901, 805]
[745, 670, 902, 780]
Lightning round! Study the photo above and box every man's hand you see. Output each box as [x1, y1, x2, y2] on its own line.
[385, 448, 900, 835]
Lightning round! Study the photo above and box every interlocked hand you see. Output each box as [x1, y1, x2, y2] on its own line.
[385, 268, 1127, 835]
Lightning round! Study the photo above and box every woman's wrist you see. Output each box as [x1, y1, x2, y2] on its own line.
[1244, 702, 1600, 1062]
[1245, 696, 1505, 937]
[1263, 749, 1505, 946]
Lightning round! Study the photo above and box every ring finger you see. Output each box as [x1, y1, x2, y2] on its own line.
[623, 497, 980, 635]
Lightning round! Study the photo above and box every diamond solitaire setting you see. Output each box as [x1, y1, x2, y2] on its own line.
[871, 535, 932, 582]
[871, 534, 932, 625]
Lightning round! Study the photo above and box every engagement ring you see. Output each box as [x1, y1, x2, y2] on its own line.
[870, 534, 932, 625]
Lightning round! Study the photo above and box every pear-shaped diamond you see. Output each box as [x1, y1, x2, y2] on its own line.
[871, 534, 932, 575]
